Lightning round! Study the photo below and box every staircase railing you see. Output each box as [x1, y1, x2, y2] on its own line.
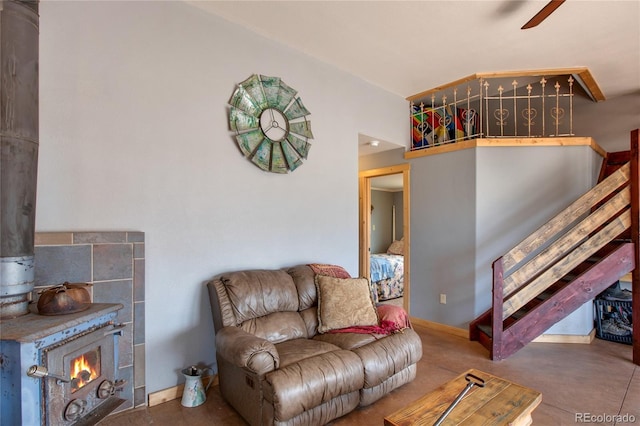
[490, 161, 632, 358]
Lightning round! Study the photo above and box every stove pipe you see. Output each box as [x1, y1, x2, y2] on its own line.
[0, 0, 39, 319]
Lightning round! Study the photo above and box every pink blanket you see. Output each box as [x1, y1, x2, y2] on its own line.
[327, 304, 411, 336]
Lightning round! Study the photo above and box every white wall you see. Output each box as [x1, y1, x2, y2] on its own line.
[359, 147, 406, 171]
[37, 1, 407, 395]
[408, 145, 600, 331]
[576, 91, 640, 152]
[475, 146, 600, 334]
[409, 148, 477, 326]
[370, 190, 395, 253]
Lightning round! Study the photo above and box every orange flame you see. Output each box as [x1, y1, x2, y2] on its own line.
[71, 352, 99, 392]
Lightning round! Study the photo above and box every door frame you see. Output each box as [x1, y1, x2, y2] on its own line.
[359, 163, 411, 312]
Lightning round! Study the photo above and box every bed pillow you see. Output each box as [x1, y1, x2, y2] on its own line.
[387, 239, 404, 255]
[316, 275, 378, 333]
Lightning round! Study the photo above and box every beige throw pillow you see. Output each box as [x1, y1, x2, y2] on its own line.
[316, 275, 378, 333]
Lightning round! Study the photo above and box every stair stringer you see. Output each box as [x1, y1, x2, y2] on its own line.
[496, 243, 635, 360]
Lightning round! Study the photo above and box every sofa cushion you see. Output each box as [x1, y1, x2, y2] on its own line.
[219, 269, 299, 323]
[286, 265, 317, 311]
[240, 311, 308, 343]
[313, 332, 378, 350]
[275, 338, 341, 368]
[352, 328, 423, 389]
[316, 276, 378, 333]
[264, 350, 364, 422]
[263, 392, 360, 426]
[360, 364, 417, 407]
[299, 306, 319, 337]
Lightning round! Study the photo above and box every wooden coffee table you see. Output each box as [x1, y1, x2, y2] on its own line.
[384, 369, 542, 426]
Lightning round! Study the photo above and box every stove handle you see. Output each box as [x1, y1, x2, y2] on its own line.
[64, 399, 87, 422]
[26, 365, 69, 384]
[98, 379, 128, 399]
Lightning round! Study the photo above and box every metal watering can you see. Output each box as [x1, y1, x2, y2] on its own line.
[181, 365, 213, 407]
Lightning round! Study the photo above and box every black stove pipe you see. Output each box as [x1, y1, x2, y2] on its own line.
[0, 0, 39, 318]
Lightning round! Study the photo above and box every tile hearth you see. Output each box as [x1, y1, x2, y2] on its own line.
[33, 231, 146, 411]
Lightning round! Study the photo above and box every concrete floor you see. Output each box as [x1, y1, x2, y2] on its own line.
[102, 324, 639, 425]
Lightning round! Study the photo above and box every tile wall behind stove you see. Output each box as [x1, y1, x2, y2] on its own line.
[34, 231, 146, 411]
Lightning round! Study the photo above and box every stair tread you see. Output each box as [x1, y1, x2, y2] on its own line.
[512, 311, 525, 320]
[537, 291, 552, 300]
[477, 324, 492, 338]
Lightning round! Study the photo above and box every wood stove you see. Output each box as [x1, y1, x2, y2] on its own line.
[0, 303, 125, 425]
[1, 1, 145, 418]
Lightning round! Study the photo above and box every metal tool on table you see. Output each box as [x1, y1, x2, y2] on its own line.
[433, 373, 485, 426]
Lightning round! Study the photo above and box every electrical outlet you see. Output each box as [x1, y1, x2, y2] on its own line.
[372, 224, 376, 231]
[440, 294, 447, 304]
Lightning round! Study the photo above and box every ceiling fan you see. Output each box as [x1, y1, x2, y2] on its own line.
[521, 0, 566, 29]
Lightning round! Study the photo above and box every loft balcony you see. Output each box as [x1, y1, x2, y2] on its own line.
[406, 68, 606, 158]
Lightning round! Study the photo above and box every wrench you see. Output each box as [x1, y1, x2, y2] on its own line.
[433, 373, 485, 426]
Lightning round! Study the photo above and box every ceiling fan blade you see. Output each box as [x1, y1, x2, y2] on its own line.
[521, 0, 566, 29]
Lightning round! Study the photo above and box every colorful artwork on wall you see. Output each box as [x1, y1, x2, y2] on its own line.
[228, 74, 314, 173]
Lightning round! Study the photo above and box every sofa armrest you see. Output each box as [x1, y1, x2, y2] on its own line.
[216, 326, 280, 375]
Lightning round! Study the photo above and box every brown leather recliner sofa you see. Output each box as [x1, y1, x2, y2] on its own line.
[207, 264, 422, 426]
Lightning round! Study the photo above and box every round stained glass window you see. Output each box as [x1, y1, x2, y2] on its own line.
[228, 74, 314, 173]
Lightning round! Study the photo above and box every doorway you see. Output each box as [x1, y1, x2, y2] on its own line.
[359, 164, 410, 313]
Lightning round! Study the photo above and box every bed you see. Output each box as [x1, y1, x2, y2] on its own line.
[368, 203, 405, 303]
[369, 251, 404, 304]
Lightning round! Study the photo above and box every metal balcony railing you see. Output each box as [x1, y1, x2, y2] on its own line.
[408, 69, 603, 151]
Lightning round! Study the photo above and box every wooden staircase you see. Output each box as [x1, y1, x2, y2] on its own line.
[470, 129, 639, 363]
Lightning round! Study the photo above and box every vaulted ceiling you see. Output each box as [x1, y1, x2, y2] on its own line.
[190, 1, 640, 101]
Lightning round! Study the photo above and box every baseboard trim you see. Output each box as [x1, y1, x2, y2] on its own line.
[148, 375, 218, 407]
[410, 317, 469, 339]
[532, 328, 596, 344]
[410, 317, 596, 345]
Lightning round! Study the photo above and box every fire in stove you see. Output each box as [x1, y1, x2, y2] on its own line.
[1, 303, 126, 425]
[43, 322, 126, 425]
[70, 349, 101, 393]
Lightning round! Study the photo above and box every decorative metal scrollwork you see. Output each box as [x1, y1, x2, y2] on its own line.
[522, 108, 537, 125]
[550, 107, 565, 122]
[494, 108, 509, 126]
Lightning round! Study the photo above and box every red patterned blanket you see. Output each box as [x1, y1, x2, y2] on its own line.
[308, 263, 351, 278]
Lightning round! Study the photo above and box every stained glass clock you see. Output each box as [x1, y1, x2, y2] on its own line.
[228, 74, 314, 173]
